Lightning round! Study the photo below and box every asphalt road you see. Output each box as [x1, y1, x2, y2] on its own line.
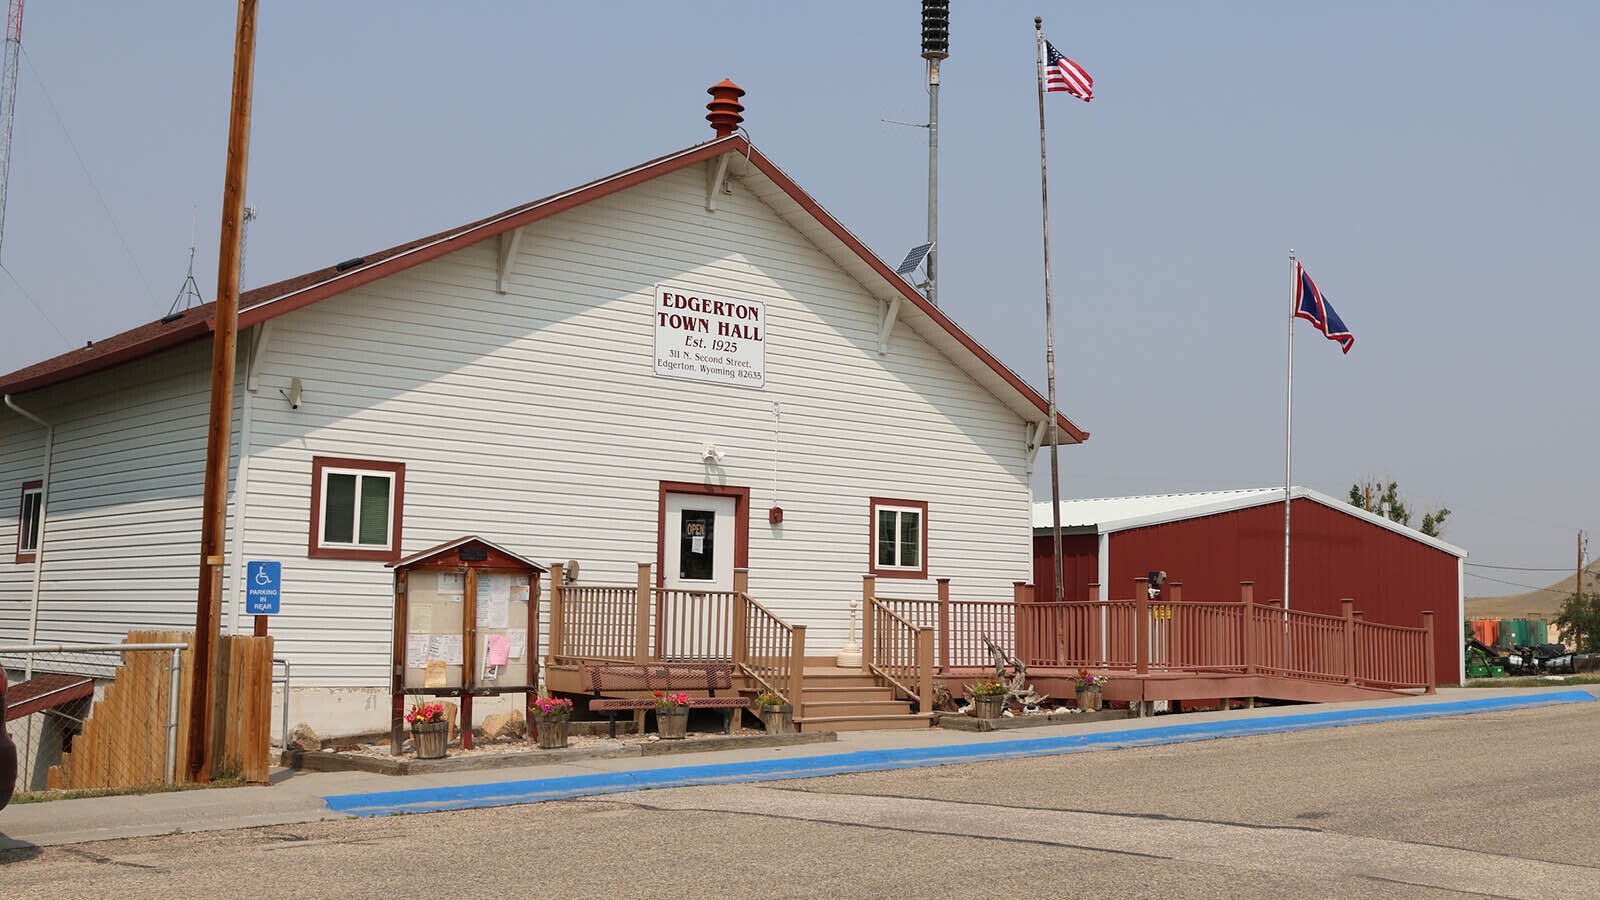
[3, 702, 1597, 899]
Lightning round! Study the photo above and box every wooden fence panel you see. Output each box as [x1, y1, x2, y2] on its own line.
[45, 631, 272, 791]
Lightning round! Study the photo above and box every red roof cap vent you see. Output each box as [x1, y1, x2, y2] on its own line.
[706, 79, 746, 138]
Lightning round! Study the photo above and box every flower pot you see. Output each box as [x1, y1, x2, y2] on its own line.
[1076, 686, 1103, 712]
[971, 694, 1007, 719]
[761, 703, 794, 735]
[411, 721, 449, 759]
[535, 714, 570, 750]
[656, 706, 689, 739]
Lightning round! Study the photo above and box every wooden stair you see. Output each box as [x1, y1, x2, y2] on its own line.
[794, 664, 932, 732]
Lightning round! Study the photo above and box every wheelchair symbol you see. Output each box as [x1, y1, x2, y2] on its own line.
[254, 566, 273, 586]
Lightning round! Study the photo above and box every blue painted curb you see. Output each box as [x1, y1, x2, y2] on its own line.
[323, 690, 1593, 817]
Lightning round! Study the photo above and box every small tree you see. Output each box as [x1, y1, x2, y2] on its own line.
[1349, 478, 1450, 537]
[1555, 589, 1600, 653]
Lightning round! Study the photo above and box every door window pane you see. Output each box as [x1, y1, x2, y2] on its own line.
[679, 509, 716, 580]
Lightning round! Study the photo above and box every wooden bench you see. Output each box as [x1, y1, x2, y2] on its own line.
[580, 662, 750, 738]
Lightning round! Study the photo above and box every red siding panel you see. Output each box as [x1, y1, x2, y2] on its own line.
[1031, 533, 1099, 603]
[1103, 499, 1460, 685]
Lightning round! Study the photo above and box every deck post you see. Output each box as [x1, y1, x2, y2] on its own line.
[916, 626, 935, 713]
[860, 576, 876, 672]
[1089, 583, 1103, 666]
[790, 624, 807, 720]
[732, 568, 749, 673]
[1422, 610, 1436, 694]
[1341, 598, 1356, 685]
[548, 563, 565, 663]
[938, 578, 952, 671]
[635, 562, 652, 663]
[1240, 581, 1255, 675]
[1135, 576, 1150, 676]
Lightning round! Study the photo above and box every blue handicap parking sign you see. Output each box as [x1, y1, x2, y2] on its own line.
[246, 561, 282, 615]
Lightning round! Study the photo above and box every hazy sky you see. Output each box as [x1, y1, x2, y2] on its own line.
[1, 3, 1594, 601]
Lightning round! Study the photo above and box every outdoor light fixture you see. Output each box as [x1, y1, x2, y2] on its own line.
[700, 443, 725, 465]
[281, 377, 303, 410]
[1147, 570, 1167, 600]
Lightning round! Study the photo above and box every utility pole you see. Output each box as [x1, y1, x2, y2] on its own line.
[0, 0, 26, 261]
[1578, 530, 1587, 598]
[919, 1, 948, 307]
[189, 0, 258, 784]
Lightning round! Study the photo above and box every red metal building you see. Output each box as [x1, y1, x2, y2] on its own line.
[1033, 488, 1466, 685]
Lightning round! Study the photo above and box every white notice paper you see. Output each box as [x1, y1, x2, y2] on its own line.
[409, 604, 433, 634]
[437, 572, 464, 593]
[691, 535, 704, 554]
[477, 576, 510, 629]
[405, 635, 429, 669]
[508, 628, 528, 659]
[428, 634, 464, 666]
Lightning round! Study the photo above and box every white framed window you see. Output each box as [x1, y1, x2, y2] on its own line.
[309, 457, 405, 562]
[15, 480, 41, 563]
[869, 497, 927, 579]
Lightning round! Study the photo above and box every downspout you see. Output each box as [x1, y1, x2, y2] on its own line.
[226, 322, 267, 637]
[4, 394, 52, 679]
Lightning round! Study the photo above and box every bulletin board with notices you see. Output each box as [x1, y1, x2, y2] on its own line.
[390, 539, 544, 696]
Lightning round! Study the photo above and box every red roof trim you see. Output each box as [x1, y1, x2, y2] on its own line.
[0, 134, 1088, 442]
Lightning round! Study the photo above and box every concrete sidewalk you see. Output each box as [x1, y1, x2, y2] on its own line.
[2, 686, 1592, 850]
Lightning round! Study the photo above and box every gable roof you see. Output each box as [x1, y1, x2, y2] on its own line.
[0, 135, 1087, 444]
[1033, 486, 1466, 558]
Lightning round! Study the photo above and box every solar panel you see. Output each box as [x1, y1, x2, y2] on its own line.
[895, 242, 934, 276]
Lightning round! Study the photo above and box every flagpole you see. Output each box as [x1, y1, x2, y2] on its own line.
[1034, 16, 1064, 602]
[1283, 249, 1296, 610]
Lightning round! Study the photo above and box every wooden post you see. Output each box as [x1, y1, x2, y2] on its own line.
[732, 568, 749, 673]
[634, 562, 652, 663]
[860, 575, 876, 672]
[1240, 581, 1256, 676]
[1089, 582, 1102, 666]
[548, 563, 565, 664]
[1341, 598, 1357, 685]
[916, 626, 935, 714]
[1170, 582, 1183, 603]
[190, 0, 259, 785]
[1135, 577, 1150, 676]
[790, 624, 806, 721]
[391, 569, 408, 754]
[937, 578, 952, 671]
[1422, 610, 1437, 694]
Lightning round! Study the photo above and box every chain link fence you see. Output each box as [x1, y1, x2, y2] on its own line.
[2, 642, 186, 794]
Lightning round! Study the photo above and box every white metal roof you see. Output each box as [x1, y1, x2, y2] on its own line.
[1032, 486, 1467, 558]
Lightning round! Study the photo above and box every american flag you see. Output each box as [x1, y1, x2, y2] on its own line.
[1045, 41, 1093, 102]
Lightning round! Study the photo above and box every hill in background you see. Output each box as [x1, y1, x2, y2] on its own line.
[1465, 562, 1599, 621]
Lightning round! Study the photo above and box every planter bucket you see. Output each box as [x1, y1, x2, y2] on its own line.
[535, 715, 570, 750]
[972, 694, 1007, 719]
[411, 721, 449, 759]
[657, 706, 689, 740]
[762, 703, 794, 735]
[1076, 687, 1103, 712]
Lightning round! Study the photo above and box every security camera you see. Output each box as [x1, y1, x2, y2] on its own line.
[281, 377, 303, 410]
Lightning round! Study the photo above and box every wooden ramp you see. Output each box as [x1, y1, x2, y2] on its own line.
[4, 672, 94, 721]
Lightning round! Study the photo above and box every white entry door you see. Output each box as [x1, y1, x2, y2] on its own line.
[663, 493, 736, 592]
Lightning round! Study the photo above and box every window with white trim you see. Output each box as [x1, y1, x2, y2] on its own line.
[869, 497, 927, 578]
[309, 457, 405, 562]
[16, 481, 41, 562]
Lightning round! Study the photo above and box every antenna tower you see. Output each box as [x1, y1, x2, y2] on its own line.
[166, 210, 204, 317]
[0, 0, 25, 261]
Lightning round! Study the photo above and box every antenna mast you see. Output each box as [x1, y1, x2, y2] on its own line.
[920, 1, 948, 307]
[0, 0, 25, 261]
[167, 209, 205, 317]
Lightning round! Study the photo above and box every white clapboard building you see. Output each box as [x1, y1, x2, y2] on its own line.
[0, 83, 1087, 734]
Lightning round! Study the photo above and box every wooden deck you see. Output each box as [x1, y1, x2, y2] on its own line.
[546, 569, 1436, 731]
